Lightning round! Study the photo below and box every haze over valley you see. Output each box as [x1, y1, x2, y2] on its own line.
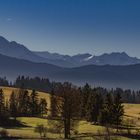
[0, 36, 140, 89]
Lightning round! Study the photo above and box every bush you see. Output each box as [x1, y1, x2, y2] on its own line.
[34, 124, 48, 138]
[0, 129, 9, 138]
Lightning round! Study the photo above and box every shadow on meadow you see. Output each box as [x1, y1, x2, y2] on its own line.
[0, 118, 28, 129]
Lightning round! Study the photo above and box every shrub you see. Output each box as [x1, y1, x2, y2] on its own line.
[34, 124, 48, 138]
[0, 129, 9, 138]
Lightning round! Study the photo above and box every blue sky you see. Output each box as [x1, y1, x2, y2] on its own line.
[0, 0, 140, 57]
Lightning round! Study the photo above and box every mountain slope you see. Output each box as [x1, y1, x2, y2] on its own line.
[89, 52, 140, 65]
[33, 51, 93, 67]
[0, 36, 79, 67]
[0, 36, 48, 63]
[0, 53, 62, 80]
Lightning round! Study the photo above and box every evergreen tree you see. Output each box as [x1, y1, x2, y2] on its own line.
[0, 89, 5, 116]
[18, 89, 30, 116]
[100, 92, 114, 125]
[92, 92, 104, 123]
[113, 92, 124, 131]
[86, 89, 104, 124]
[81, 83, 91, 118]
[86, 91, 95, 122]
[39, 98, 47, 117]
[9, 91, 18, 120]
[50, 87, 58, 118]
[0, 89, 10, 125]
[30, 89, 39, 116]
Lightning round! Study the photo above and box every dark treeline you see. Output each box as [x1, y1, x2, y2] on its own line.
[0, 77, 9, 87]
[0, 88, 47, 126]
[79, 84, 124, 126]
[0, 76, 140, 104]
[14, 76, 52, 92]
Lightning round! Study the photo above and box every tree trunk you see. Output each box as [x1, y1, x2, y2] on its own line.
[64, 119, 68, 139]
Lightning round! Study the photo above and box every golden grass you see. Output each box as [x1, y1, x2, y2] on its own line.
[4, 117, 59, 139]
[0, 117, 135, 140]
[123, 103, 140, 127]
[0, 86, 51, 115]
[124, 103, 140, 118]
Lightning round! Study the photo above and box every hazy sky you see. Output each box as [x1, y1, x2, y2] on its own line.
[0, 0, 140, 57]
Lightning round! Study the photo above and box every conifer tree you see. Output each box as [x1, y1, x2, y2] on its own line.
[39, 98, 47, 117]
[100, 92, 114, 125]
[18, 89, 30, 116]
[113, 92, 124, 131]
[0, 89, 5, 116]
[30, 89, 39, 116]
[50, 87, 58, 118]
[81, 83, 91, 118]
[9, 91, 18, 120]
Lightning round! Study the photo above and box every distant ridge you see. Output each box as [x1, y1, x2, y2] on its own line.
[1, 36, 140, 89]
[33, 51, 140, 67]
[0, 36, 140, 67]
[0, 52, 140, 89]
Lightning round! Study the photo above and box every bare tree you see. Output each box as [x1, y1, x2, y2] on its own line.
[53, 82, 81, 139]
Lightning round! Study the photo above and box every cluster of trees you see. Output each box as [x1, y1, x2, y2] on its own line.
[80, 84, 124, 127]
[14, 76, 52, 92]
[50, 83, 124, 139]
[0, 88, 47, 125]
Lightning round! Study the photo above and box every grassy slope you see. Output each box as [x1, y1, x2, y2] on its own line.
[1, 86, 51, 115]
[0, 87, 140, 139]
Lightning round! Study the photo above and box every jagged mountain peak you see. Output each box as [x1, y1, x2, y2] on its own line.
[0, 35, 140, 67]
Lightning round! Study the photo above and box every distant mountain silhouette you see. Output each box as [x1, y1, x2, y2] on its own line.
[0, 53, 140, 89]
[34, 51, 140, 67]
[0, 36, 140, 67]
[0, 53, 62, 80]
[1, 35, 140, 89]
[87, 52, 140, 65]
[0, 36, 47, 62]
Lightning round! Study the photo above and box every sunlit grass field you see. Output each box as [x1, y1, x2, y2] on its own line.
[0, 86, 140, 139]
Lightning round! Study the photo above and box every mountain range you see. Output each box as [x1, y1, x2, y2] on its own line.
[0, 36, 140, 67]
[0, 36, 140, 89]
[34, 51, 140, 67]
